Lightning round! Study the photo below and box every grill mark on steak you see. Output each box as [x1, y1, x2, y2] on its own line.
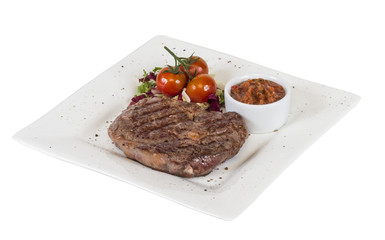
[136, 112, 190, 134]
[123, 98, 171, 118]
[108, 97, 248, 177]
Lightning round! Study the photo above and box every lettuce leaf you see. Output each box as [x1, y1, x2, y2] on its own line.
[137, 80, 156, 95]
[207, 93, 221, 112]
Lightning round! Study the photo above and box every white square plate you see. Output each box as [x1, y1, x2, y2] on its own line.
[13, 35, 360, 220]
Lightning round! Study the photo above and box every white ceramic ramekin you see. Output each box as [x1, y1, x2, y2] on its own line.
[224, 73, 291, 134]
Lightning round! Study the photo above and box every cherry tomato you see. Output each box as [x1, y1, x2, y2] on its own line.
[181, 56, 209, 80]
[156, 67, 187, 97]
[186, 74, 216, 103]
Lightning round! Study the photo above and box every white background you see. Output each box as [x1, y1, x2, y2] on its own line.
[1, 0, 384, 239]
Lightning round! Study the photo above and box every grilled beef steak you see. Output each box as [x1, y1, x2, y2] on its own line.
[108, 97, 248, 177]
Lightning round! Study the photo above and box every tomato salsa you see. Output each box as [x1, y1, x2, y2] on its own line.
[230, 78, 285, 105]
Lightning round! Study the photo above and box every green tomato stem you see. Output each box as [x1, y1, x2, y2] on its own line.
[164, 46, 193, 80]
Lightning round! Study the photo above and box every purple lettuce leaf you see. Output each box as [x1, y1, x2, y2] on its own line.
[139, 71, 157, 82]
[207, 93, 222, 112]
[129, 87, 156, 105]
[129, 94, 147, 105]
[177, 91, 183, 101]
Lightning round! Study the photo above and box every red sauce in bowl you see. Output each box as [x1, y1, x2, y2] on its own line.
[230, 78, 285, 105]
